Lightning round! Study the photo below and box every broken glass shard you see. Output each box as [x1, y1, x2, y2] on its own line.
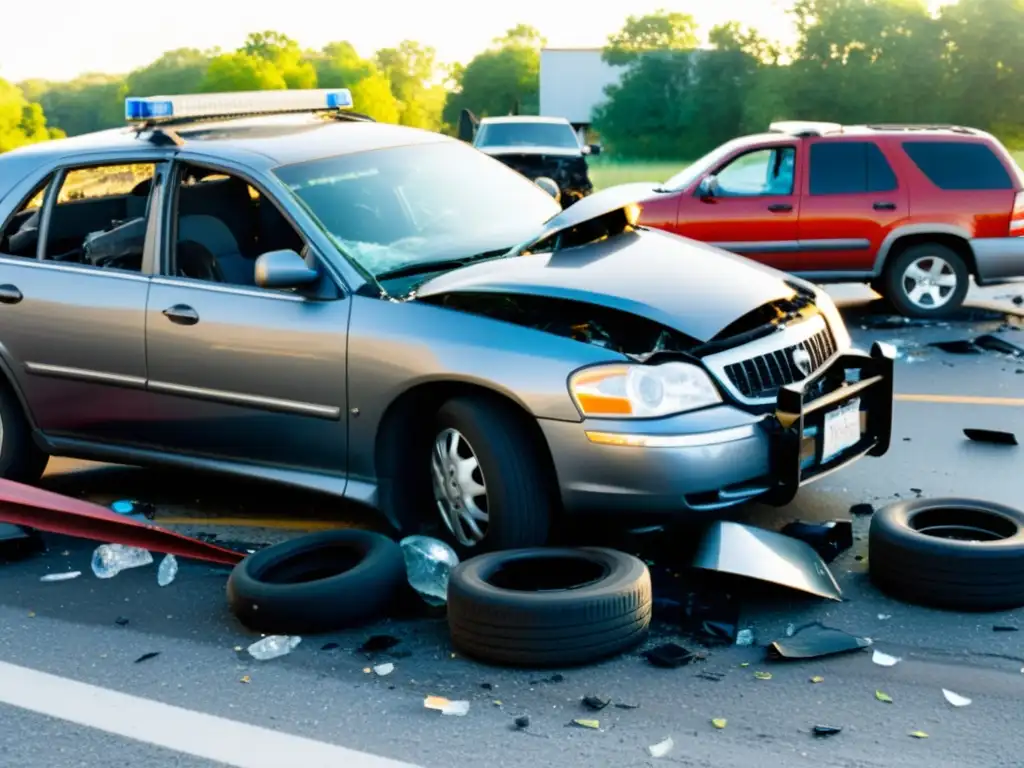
[769, 624, 872, 660]
[91, 544, 154, 579]
[399, 535, 458, 606]
[247, 635, 301, 660]
[157, 554, 178, 586]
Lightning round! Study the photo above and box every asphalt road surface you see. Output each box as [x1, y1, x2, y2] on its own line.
[2, 283, 1024, 768]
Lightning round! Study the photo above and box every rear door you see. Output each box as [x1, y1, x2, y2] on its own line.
[673, 143, 802, 271]
[795, 140, 908, 276]
[0, 159, 166, 444]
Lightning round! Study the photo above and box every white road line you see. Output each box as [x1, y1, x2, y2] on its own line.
[0, 660, 421, 768]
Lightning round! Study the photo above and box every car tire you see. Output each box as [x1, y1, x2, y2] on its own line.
[447, 547, 652, 667]
[226, 529, 407, 634]
[0, 383, 48, 484]
[429, 395, 554, 555]
[881, 242, 969, 318]
[869, 498, 1024, 611]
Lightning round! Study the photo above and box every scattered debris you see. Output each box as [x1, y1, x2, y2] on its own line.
[735, 629, 755, 646]
[810, 676, 824, 684]
[781, 520, 853, 564]
[358, 635, 401, 653]
[753, 671, 773, 680]
[615, 702, 640, 710]
[571, 719, 599, 729]
[909, 731, 929, 739]
[930, 339, 981, 355]
[92, 544, 153, 579]
[400, 535, 458, 607]
[320, 642, 340, 651]
[878, 614, 892, 620]
[644, 643, 694, 668]
[693, 521, 842, 601]
[974, 333, 1024, 357]
[711, 718, 727, 729]
[134, 651, 160, 663]
[812, 725, 842, 737]
[514, 715, 531, 729]
[647, 737, 674, 758]
[114, 617, 129, 627]
[480, 682, 494, 690]
[240, 675, 251, 684]
[157, 554, 178, 586]
[875, 690, 893, 703]
[247, 635, 301, 661]
[39, 571, 81, 582]
[993, 625, 1019, 632]
[768, 625, 871, 660]
[425, 696, 470, 716]
[964, 428, 1018, 446]
[852, 503, 877, 516]
[372, 663, 395, 677]
[110, 500, 157, 521]
[582, 695, 610, 711]
[785, 623, 796, 637]
[530, 673, 565, 684]
[872, 650, 901, 667]
[942, 689, 971, 707]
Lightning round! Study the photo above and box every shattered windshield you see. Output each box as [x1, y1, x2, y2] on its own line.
[273, 142, 561, 278]
[475, 121, 581, 149]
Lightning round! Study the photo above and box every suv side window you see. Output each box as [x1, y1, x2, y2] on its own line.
[809, 142, 897, 195]
[168, 163, 306, 287]
[43, 163, 159, 273]
[902, 141, 1014, 190]
[0, 175, 53, 259]
[714, 147, 796, 197]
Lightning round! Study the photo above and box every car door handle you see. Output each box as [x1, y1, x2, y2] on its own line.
[767, 203, 793, 212]
[0, 284, 23, 305]
[873, 201, 897, 211]
[162, 304, 199, 326]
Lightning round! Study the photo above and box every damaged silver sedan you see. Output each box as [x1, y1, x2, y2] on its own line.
[0, 91, 894, 555]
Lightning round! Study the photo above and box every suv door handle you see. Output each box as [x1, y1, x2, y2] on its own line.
[162, 304, 199, 326]
[0, 284, 23, 305]
[767, 203, 793, 212]
[873, 201, 897, 211]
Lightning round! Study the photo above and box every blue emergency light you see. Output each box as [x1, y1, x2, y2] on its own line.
[124, 89, 354, 122]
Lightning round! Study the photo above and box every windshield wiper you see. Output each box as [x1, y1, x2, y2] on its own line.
[374, 248, 510, 281]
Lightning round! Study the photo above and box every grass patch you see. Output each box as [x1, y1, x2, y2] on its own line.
[592, 151, 1024, 192]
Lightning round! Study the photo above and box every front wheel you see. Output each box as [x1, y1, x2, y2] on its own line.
[429, 396, 553, 556]
[880, 243, 969, 318]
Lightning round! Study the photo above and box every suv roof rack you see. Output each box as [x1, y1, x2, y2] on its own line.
[768, 120, 844, 137]
[863, 123, 977, 135]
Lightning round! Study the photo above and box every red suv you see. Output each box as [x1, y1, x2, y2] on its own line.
[639, 122, 1024, 317]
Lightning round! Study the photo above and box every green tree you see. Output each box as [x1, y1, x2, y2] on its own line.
[0, 78, 63, 153]
[241, 31, 317, 89]
[28, 74, 126, 137]
[442, 25, 544, 126]
[310, 41, 401, 123]
[708, 22, 790, 134]
[126, 48, 213, 96]
[603, 10, 699, 66]
[200, 52, 287, 92]
[375, 40, 443, 129]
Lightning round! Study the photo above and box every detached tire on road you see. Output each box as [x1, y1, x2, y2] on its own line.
[447, 548, 651, 667]
[226, 530, 407, 634]
[869, 498, 1024, 611]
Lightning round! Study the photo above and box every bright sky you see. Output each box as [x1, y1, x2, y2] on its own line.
[1, 0, 954, 84]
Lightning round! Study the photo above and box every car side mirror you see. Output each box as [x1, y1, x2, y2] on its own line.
[535, 176, 561, 204]
[586, 144, 602, 156]
[698, 175, 719, 200]
[254, 249, 319, 289]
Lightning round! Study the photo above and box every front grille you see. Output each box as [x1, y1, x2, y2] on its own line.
[724, 326, 837, 400]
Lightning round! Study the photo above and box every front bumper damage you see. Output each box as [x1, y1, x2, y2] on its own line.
[766, 340, 895, 506]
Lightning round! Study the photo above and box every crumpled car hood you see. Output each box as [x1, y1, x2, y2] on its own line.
[416, 226, 797, 343]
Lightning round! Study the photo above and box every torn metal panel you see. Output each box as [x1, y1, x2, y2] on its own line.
[0, 479, 243, 566]
[692, 521, 842, 601]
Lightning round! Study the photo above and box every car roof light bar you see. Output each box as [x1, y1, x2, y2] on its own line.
[125, 89, 354, 124]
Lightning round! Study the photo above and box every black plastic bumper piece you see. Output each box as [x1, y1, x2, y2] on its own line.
[766, 341, 896, 506]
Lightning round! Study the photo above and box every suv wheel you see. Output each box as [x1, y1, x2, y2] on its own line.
[0, 384, 48, 483]
[882, 243, 969, 318]
[429, 396, 553, 555]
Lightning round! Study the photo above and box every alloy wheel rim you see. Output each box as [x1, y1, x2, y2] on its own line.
[901, 256, 957, 309]
[430, 428, 489, 547]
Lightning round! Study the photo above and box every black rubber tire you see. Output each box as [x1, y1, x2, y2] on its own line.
[869, 498, 1024, 611]
[447, 547, 651, 667]
[226, 529, 407, 634]
[432, 395, 554, 556]
[881, 242, 969, 319]
[0, 383, 48, 483]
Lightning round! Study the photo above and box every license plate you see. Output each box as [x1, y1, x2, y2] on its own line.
[822, 398, 862, 462]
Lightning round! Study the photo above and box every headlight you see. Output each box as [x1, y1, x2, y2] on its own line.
[814, 289, 852, 351]
[569, 362, 722, 419]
